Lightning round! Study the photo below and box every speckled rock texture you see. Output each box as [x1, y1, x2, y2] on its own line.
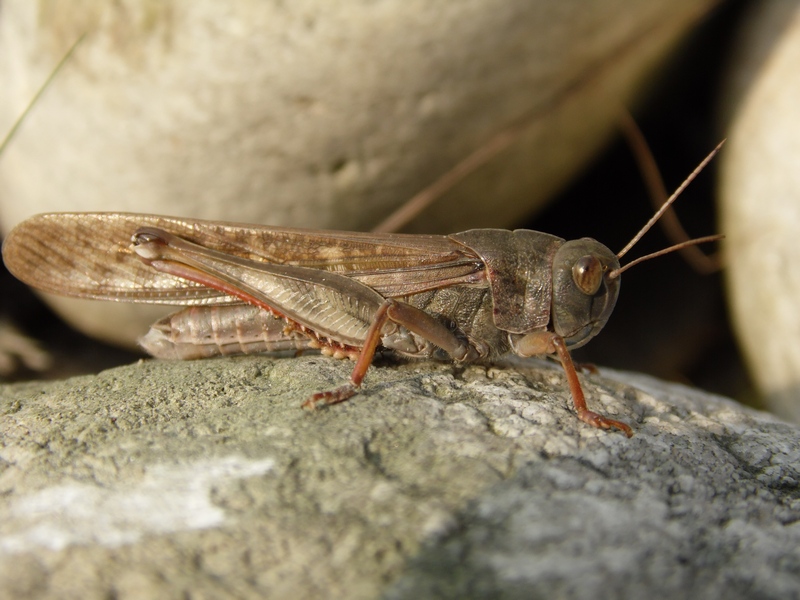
[1, 355, 797, 599]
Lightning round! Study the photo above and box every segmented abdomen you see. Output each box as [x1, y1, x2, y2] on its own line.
[140, 304, 312, 360]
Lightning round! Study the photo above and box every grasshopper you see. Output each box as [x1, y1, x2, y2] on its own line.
[0, 144, 721, 437]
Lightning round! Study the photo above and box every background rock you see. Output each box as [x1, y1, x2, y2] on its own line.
[1, 355, 798, 598]
[719, 0, 800, 422]
[0, 0, 720, 346]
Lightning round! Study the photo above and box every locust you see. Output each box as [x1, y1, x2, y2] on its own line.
[0, 144, 722, 437]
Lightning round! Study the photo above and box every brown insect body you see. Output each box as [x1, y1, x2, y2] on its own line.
[0, 37, 724, 438]
[2, 212, 630, 434]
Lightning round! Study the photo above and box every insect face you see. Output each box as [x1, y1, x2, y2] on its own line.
[550, 238, 620, 349]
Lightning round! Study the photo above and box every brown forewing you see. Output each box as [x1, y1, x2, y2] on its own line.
[2, 213, 486, 304]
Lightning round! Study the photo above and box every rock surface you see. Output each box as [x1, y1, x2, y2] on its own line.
[0, 0, 719, 346]
[1, 355, 797, 599]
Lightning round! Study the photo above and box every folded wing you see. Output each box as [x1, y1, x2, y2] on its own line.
[2, 212, 486, 304]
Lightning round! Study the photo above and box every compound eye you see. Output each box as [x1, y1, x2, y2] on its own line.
[572, 255, 603, 295]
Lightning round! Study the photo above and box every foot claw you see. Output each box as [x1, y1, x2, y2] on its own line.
[302, 384, 357, 410]
[577, 409, 633, 437]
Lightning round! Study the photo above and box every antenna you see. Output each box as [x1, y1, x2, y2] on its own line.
[614, 140, 725, 262]
[607, 140, 725, 280]
[608, 234, 723, 279]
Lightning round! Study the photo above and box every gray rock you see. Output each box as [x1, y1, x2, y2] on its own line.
[0, 355, 798, 599]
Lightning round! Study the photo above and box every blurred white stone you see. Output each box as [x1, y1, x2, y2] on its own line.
[0, 0, 717, 346]
[720, 0, 800, 422]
